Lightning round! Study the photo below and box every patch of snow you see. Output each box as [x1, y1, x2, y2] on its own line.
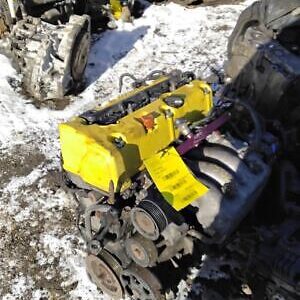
[2, 275, 34, 300]
[4, 166, 44, 195]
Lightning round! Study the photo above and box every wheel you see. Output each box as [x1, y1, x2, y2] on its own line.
[57, 14, 91, 93]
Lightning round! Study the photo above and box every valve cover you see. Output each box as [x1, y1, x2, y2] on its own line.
[59, 74, 213, 193]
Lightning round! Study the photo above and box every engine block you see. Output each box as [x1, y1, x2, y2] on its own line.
[60, 71, 275, 300]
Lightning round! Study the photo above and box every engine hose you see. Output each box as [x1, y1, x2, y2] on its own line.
[144, 70, 167, 81]
[119, 73, 140, 93]
[119, 70, 167, 93]
[182, 71, 196, 81]
[224, 97, 263, 149]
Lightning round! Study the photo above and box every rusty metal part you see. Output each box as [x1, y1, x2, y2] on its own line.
[108, 180, 116, 205]
[0, 0, 12, 36]
[125, 234, 158, 267]
[7, 14, 91, 101]
[0, 18, 8, 36]
[121, 264, 163, 300]
[84, 204, 118, 241]
[131, 200, 168, 241]
[86, 250, 124, 299]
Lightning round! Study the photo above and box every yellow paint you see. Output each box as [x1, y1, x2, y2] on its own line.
[59, 80, 213, 193]
[110, 0, 123, 20]
[144, 147, 209, 211]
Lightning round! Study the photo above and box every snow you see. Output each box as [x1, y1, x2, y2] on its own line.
[0, 1, 256, 299]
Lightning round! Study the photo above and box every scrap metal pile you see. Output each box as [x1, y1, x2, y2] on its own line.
[59, 2, 300, 298]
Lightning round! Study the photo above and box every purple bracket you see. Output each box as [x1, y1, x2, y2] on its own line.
[176, 113, 231, 155]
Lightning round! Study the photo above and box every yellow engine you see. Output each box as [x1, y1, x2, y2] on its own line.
[59, 71, 273, 300]
[59, 72, 213, 193]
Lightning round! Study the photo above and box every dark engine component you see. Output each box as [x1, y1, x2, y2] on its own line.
[227, 0, 300, 76]
[223, 1, 300, 299]
[0, 0, 91, 101]
[227, 40, 300, 124]
[0, 0, 132, 102]
[226, 0, 300, 120]
[225, 0, 300, 167]
[228, 219, 300, 300]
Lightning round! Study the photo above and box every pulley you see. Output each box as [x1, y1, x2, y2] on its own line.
[131, 200, 168, 241]
[121, 264, 163, 300]
[125, 233, 158, 267]
[86, 249, 124, 299]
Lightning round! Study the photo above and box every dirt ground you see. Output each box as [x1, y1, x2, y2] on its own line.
[0, 142, 81, 299]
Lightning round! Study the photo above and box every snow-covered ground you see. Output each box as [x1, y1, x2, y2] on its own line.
[0, 1, 256, 299]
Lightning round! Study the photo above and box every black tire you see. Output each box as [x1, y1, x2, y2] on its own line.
[228, 0, 300, 57]
[227, 0, 261, 60]
[226, 0, 300, 78]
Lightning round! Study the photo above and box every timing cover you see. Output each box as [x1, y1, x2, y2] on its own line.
[59, 75, 213, 193]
